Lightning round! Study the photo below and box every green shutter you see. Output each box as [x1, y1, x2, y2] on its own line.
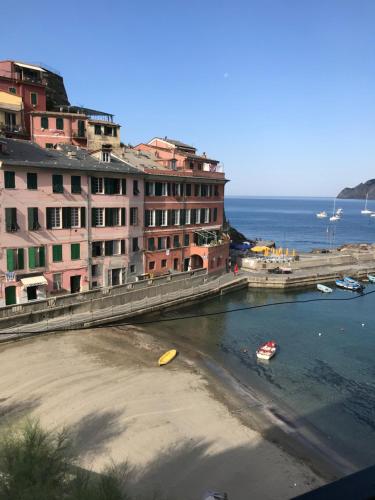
[71, 243, 80, 260]
[121, 208, 126, 226]
[80, 207, 86, 228]
[56, 117, 64, 130]
[18, 249, 24, 270]
[122, 179, 126, 195]
[46, 208, 53, 229]
[41, 117, 49, 129]
[4, 171, 15, 189]
[28, 247, 36, 269]
[28, 208, 33, 230]
[53, 245, 62, 262]
[62, 207, 71, 228]
[6, 249, 14, 272]
[91, 208, 96, 227]
[52, 174, 63, 193]
[39, 246, 45, 267]
[27, 173, 38, 190]
[71, 176, 81, 194]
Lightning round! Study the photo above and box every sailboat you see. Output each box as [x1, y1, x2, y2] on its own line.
[361, 193, 372, 215]
[329, 199, 341, 221]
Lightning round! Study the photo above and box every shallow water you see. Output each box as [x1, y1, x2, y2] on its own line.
[141, 285, 375, 470]
[225, 197, 375, 251]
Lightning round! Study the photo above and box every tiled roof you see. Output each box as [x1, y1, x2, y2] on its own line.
[0, 138, 142, 175]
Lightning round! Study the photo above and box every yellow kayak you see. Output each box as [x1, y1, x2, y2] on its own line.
[158, 349, 177, 366]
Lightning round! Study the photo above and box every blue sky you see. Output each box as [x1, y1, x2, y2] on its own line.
[1, 0, 374, 196]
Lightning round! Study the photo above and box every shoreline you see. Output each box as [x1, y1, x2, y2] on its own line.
[131, 326, 356, 483]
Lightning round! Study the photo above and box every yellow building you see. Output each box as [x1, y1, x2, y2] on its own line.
[0, 91, 25, 136]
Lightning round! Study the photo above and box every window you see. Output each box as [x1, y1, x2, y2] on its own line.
[28, 208, 40, 230]
[27, 173, 38, 190]
[111, 240, 120, 255]
[174, 209, 180, 226]
[5, 208, 19, 232]
[130, 264, 136, 273]
[94, 124, 102, 135]
[105, 208, 121, 227]
[46, 207, 62, 229]
[185, 184, 192, 196]
[201, 184, 208, 197]
[56, 117, 64, 130]
[104, 126, 113, 136]
[196, 208, 201, 224]
[30, 92, 38, 105]
[91, 264, 98, 277]
[6, 248, 24, 271]
[148, 238, 155, 251]
[173, 235, 180, 248]
[104, 177, 121, 194]
[144, 210, 155, 227]
[191, 209, 197, 224]
[184, 233, 190, 246]
[71, 243, 80, 260]
[145, 182, 155, 196]
[41, 116, 49, 129]
[92, 177, 104, 194]
[8, 87, 16, 94]
[194, 184, 201, 196]
[157, 237, 168, 250]
[121, 179, 127, 195]
[214, 185, 219, 196]
[198, 163, 203, 171]
[92, 208, 104, 227]
[170, 159, 177, 170]
[161, 259, 167, 268]
[71, 208, 80, 228]
[71, 176, 81, 194]
[52, 244, 63, 262]
[204, 208, 210, 223]
[101, 151, 110, 163]
[46, 143, 54, 149]
[77, 120, 85, 138]
[132, 238, 139, 252]
[161, 210, 167, 226]
[52, 273, 62, 291]
[4, 171, 15, 189]
[130, 207, 138, 226]
[213, 208, 218, 222]
[133, 180, 139, 195]
[173, 258, 179, 271]
[185, 209, 191, 225]
[52, 174, 63, 193]
[189, 161, 194, 169]
[104, 241, 114, 256]
[28, 246, 45, 269]
[155, 182, 163, 196]
[92, 241, 103, 257]
[149, 261, 155, 271]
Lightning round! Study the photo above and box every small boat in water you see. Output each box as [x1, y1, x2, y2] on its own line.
[316, 211, 327, 219]
[256, 341, 277, 360]
[317, 284, 333, 293]
[367, 274, 375, 283]
[361, 194, 373, 215]
[336, 277, 363, 291]
[158, 349, 177, 366]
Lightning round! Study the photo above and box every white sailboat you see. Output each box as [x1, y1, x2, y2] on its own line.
[329, 199, 341, 221]
[316, 211, 327, 218]
[361, 193, 372, 215]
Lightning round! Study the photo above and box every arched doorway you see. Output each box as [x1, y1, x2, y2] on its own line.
[190, 254, 204, 270]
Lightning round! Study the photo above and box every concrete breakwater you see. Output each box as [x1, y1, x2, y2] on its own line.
[0, 270, 247, 341]
[240, 248, 375, 289]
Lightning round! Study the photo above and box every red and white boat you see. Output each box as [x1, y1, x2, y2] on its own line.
[256, 341, 277, 360]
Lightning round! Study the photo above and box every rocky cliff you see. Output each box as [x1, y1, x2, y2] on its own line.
[337, 179, 375, 199]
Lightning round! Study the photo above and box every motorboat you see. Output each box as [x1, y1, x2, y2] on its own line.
[367, 274, 375, 283]
[329, 214, 341, 222]
[336, 208, 343, 215]
[256, 341, 277, 360]
[317, 284, 333, 293]
[361, 194, 373, 215]
[316, 211, 327, 218]
[336, 277, 363, 291]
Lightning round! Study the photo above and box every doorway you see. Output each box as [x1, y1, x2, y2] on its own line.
[173, 258, 179, 271]
[5, 286, 16, 306]
[111, 268, 121, 286]
[70, 275, 81, 294]
[184, 258, 190, 272]
[27, 286, 37, 301]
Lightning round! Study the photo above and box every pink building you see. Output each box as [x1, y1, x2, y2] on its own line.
[0, 138, 144, 306]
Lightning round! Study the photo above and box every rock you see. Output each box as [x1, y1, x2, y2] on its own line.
[337, 179, 375, 199]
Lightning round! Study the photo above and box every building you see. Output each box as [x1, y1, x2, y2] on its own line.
[31, 106, 121, 151]
[135, 139, 229, 276]
[0, 138, 144, 306]
[0, 90, 27, 138]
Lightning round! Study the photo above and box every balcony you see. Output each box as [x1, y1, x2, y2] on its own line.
[0, 123, 26, 136]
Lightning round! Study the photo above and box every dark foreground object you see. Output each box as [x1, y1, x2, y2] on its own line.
[293, 465, 375, 500]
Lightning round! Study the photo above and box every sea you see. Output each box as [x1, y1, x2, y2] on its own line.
[224, 196, 375, 251]
[140, 197, 375, 473]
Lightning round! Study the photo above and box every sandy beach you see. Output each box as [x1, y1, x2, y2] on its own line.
[0, 327, 325, 499]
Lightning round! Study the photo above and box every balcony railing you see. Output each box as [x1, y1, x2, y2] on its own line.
[0, 123, 26, 135]
[0, 69, 46, 85]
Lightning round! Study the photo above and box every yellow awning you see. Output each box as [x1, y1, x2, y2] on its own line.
[20, 276, 48, 288]
[251, 246, 269, 252]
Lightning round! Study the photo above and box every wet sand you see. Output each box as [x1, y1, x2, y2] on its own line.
[0, 327, 325, 499]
